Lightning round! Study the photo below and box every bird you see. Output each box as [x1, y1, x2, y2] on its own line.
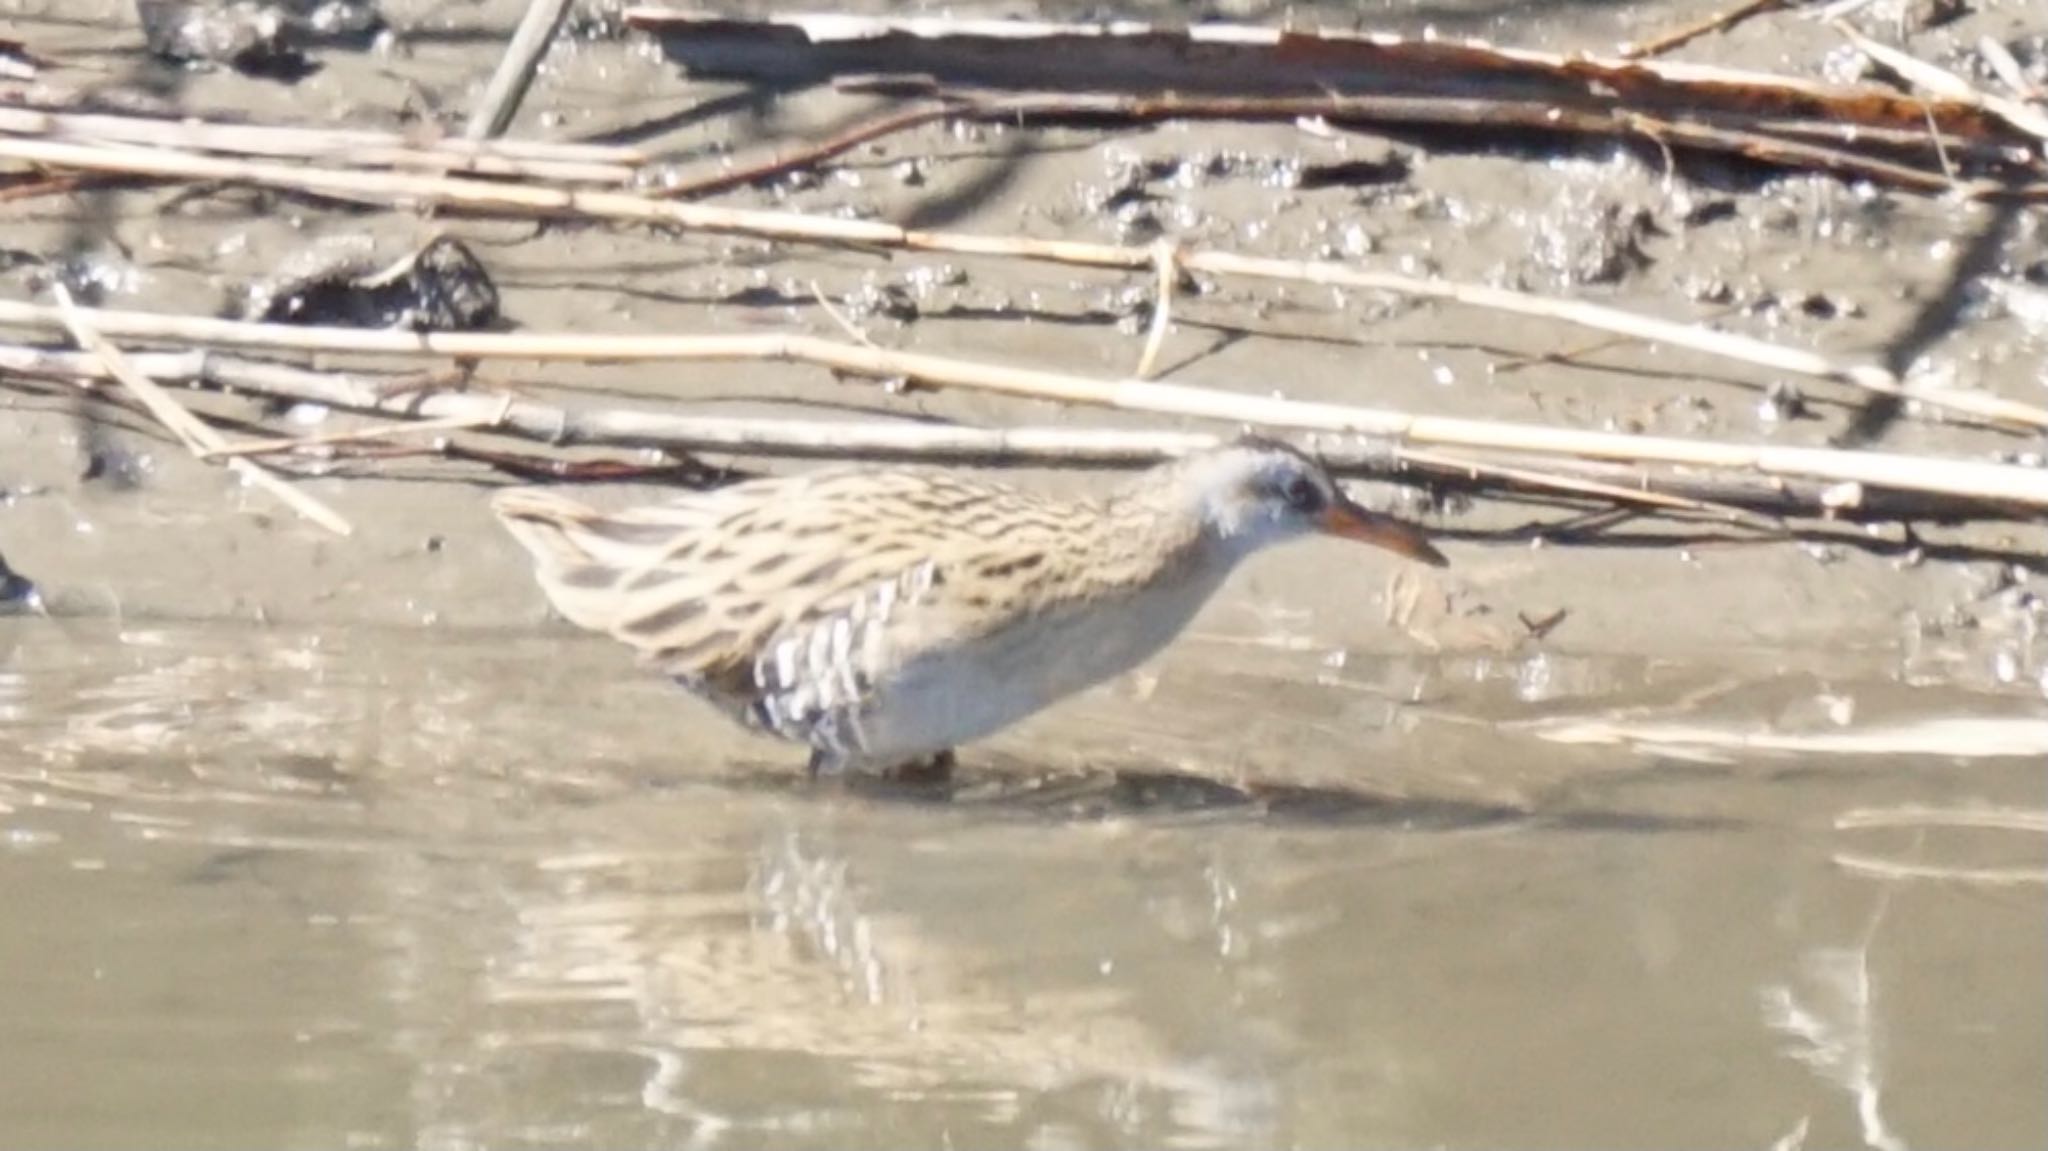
[490, 437, 1447, 778]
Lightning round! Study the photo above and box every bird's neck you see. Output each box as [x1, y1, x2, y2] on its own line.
[1083, 481, 1229, 594]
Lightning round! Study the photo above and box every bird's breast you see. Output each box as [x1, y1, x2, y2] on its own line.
[857, 568, 1227, 758]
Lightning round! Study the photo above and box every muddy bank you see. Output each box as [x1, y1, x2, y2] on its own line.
[2, 0, 2046, 712]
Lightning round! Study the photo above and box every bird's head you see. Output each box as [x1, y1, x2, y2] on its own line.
[1169, 437, 1448, 567]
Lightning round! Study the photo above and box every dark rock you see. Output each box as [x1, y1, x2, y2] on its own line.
[234, 235, 501, 332]
[136, 0, 314, 78]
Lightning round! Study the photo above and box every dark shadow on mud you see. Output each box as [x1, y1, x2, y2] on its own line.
[699, 755, 1743, 833]
[1836, 195, 2029, 448]
[577, 86, 787, 150]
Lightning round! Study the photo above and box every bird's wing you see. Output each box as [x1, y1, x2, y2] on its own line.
[493, 472, 1074, 719]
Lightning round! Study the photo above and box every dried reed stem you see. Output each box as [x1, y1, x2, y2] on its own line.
[11, 343, 1772, 523]
[0, 106, 639, 183]
[3, 303, 2045, 511]
[1, 136, 2036, 430]
[1837, 24, 2048, 143]
[45, 290, 351, 535]
[197, 408, 511, 458]
[464, 0, 577, 142]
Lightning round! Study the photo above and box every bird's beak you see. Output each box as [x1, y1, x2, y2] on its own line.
[1320, 495, 1449, 567]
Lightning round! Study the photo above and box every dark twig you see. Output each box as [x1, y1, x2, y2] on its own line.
[648, 87, 2046, 202]
[656, 97, 968, 199]
[0, 172, 147, 203]
[1619, 0, 1795, 60]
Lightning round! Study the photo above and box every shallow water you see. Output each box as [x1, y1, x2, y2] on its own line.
[0, 620, 2040, 1150]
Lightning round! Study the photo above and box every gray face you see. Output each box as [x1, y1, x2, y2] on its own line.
[1238, 450, 1338, 541]
[1187, 441, 1449, 570]
[1192, 445, 1341, 550]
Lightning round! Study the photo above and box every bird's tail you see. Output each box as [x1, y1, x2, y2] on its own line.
[490, 487, 663, 632]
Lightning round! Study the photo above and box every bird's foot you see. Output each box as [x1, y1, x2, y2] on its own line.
[807, 749, 956, 786]
[882, 749, 956, 785]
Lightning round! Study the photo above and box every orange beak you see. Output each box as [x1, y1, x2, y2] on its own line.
[1320, 495, 1449, 567]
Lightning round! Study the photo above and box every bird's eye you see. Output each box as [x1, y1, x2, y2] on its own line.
[1281, 476, 1323, 513]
